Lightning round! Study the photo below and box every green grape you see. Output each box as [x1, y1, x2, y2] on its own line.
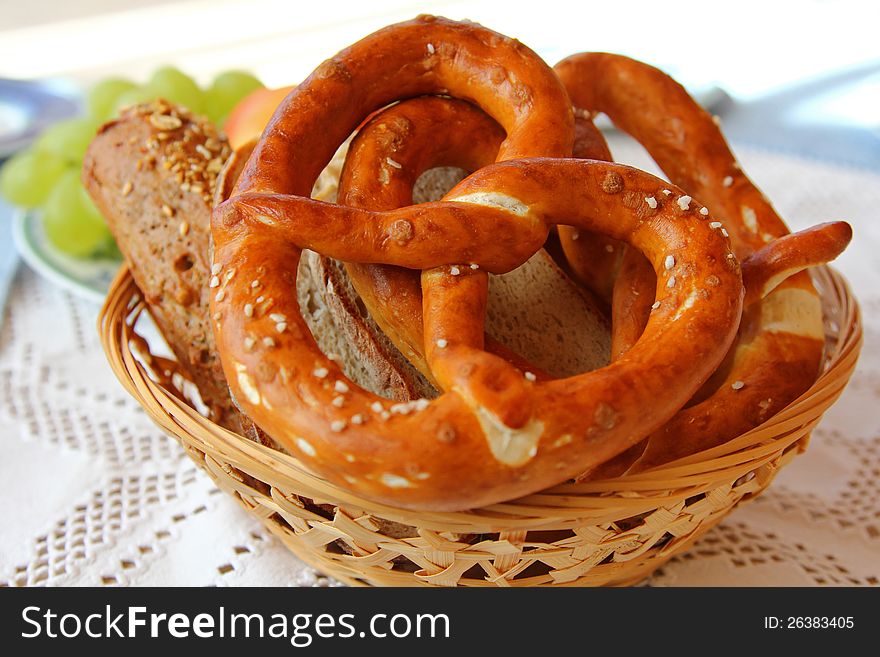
[42, 170, 111, 258]
[87, 77, 137, 120]
[94, 235, 122, 261]
[205, 70, 263, 123]
[112, 86, 159, 114]
[33, 117, 100, 164]
[0, 148, 69, 208]
[146, 66, 204, 113]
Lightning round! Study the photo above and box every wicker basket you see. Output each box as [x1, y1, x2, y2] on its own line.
[98, 265, 861, 587]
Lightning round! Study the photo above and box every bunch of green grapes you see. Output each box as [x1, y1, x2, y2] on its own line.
[0, 68, 262, 258]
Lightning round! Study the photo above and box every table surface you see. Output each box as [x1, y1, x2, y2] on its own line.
[0, 1, 878, 587]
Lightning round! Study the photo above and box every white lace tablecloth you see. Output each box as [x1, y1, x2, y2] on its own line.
[1, 140, 878, 587]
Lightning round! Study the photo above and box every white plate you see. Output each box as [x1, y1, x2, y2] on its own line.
[11, 208, 121, 304]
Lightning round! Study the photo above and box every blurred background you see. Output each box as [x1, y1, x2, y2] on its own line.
[0, 0, 875, 94]
[1, 0, 877, 165]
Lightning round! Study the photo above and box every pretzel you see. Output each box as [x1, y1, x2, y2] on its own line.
[337, 95, 612, 382]
[210, 16, 744, 509]
[554, 53, 852, 475]
[553, 113, 622, 304]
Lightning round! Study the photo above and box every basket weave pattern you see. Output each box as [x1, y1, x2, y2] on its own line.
[99, 265, 861, 586]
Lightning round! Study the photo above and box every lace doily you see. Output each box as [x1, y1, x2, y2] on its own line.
[1, 140, 878, 587]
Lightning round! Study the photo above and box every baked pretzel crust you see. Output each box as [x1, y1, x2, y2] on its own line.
[211, 18, 744, 509]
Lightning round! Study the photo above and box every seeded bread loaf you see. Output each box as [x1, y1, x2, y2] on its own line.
[83, 101, 244, 428]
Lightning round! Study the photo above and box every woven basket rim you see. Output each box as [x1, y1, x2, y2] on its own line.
[97, 264, 863, 529]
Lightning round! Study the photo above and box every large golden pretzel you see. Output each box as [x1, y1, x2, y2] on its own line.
[210, 16, 744, 510]
[554, 53, 851, 475]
